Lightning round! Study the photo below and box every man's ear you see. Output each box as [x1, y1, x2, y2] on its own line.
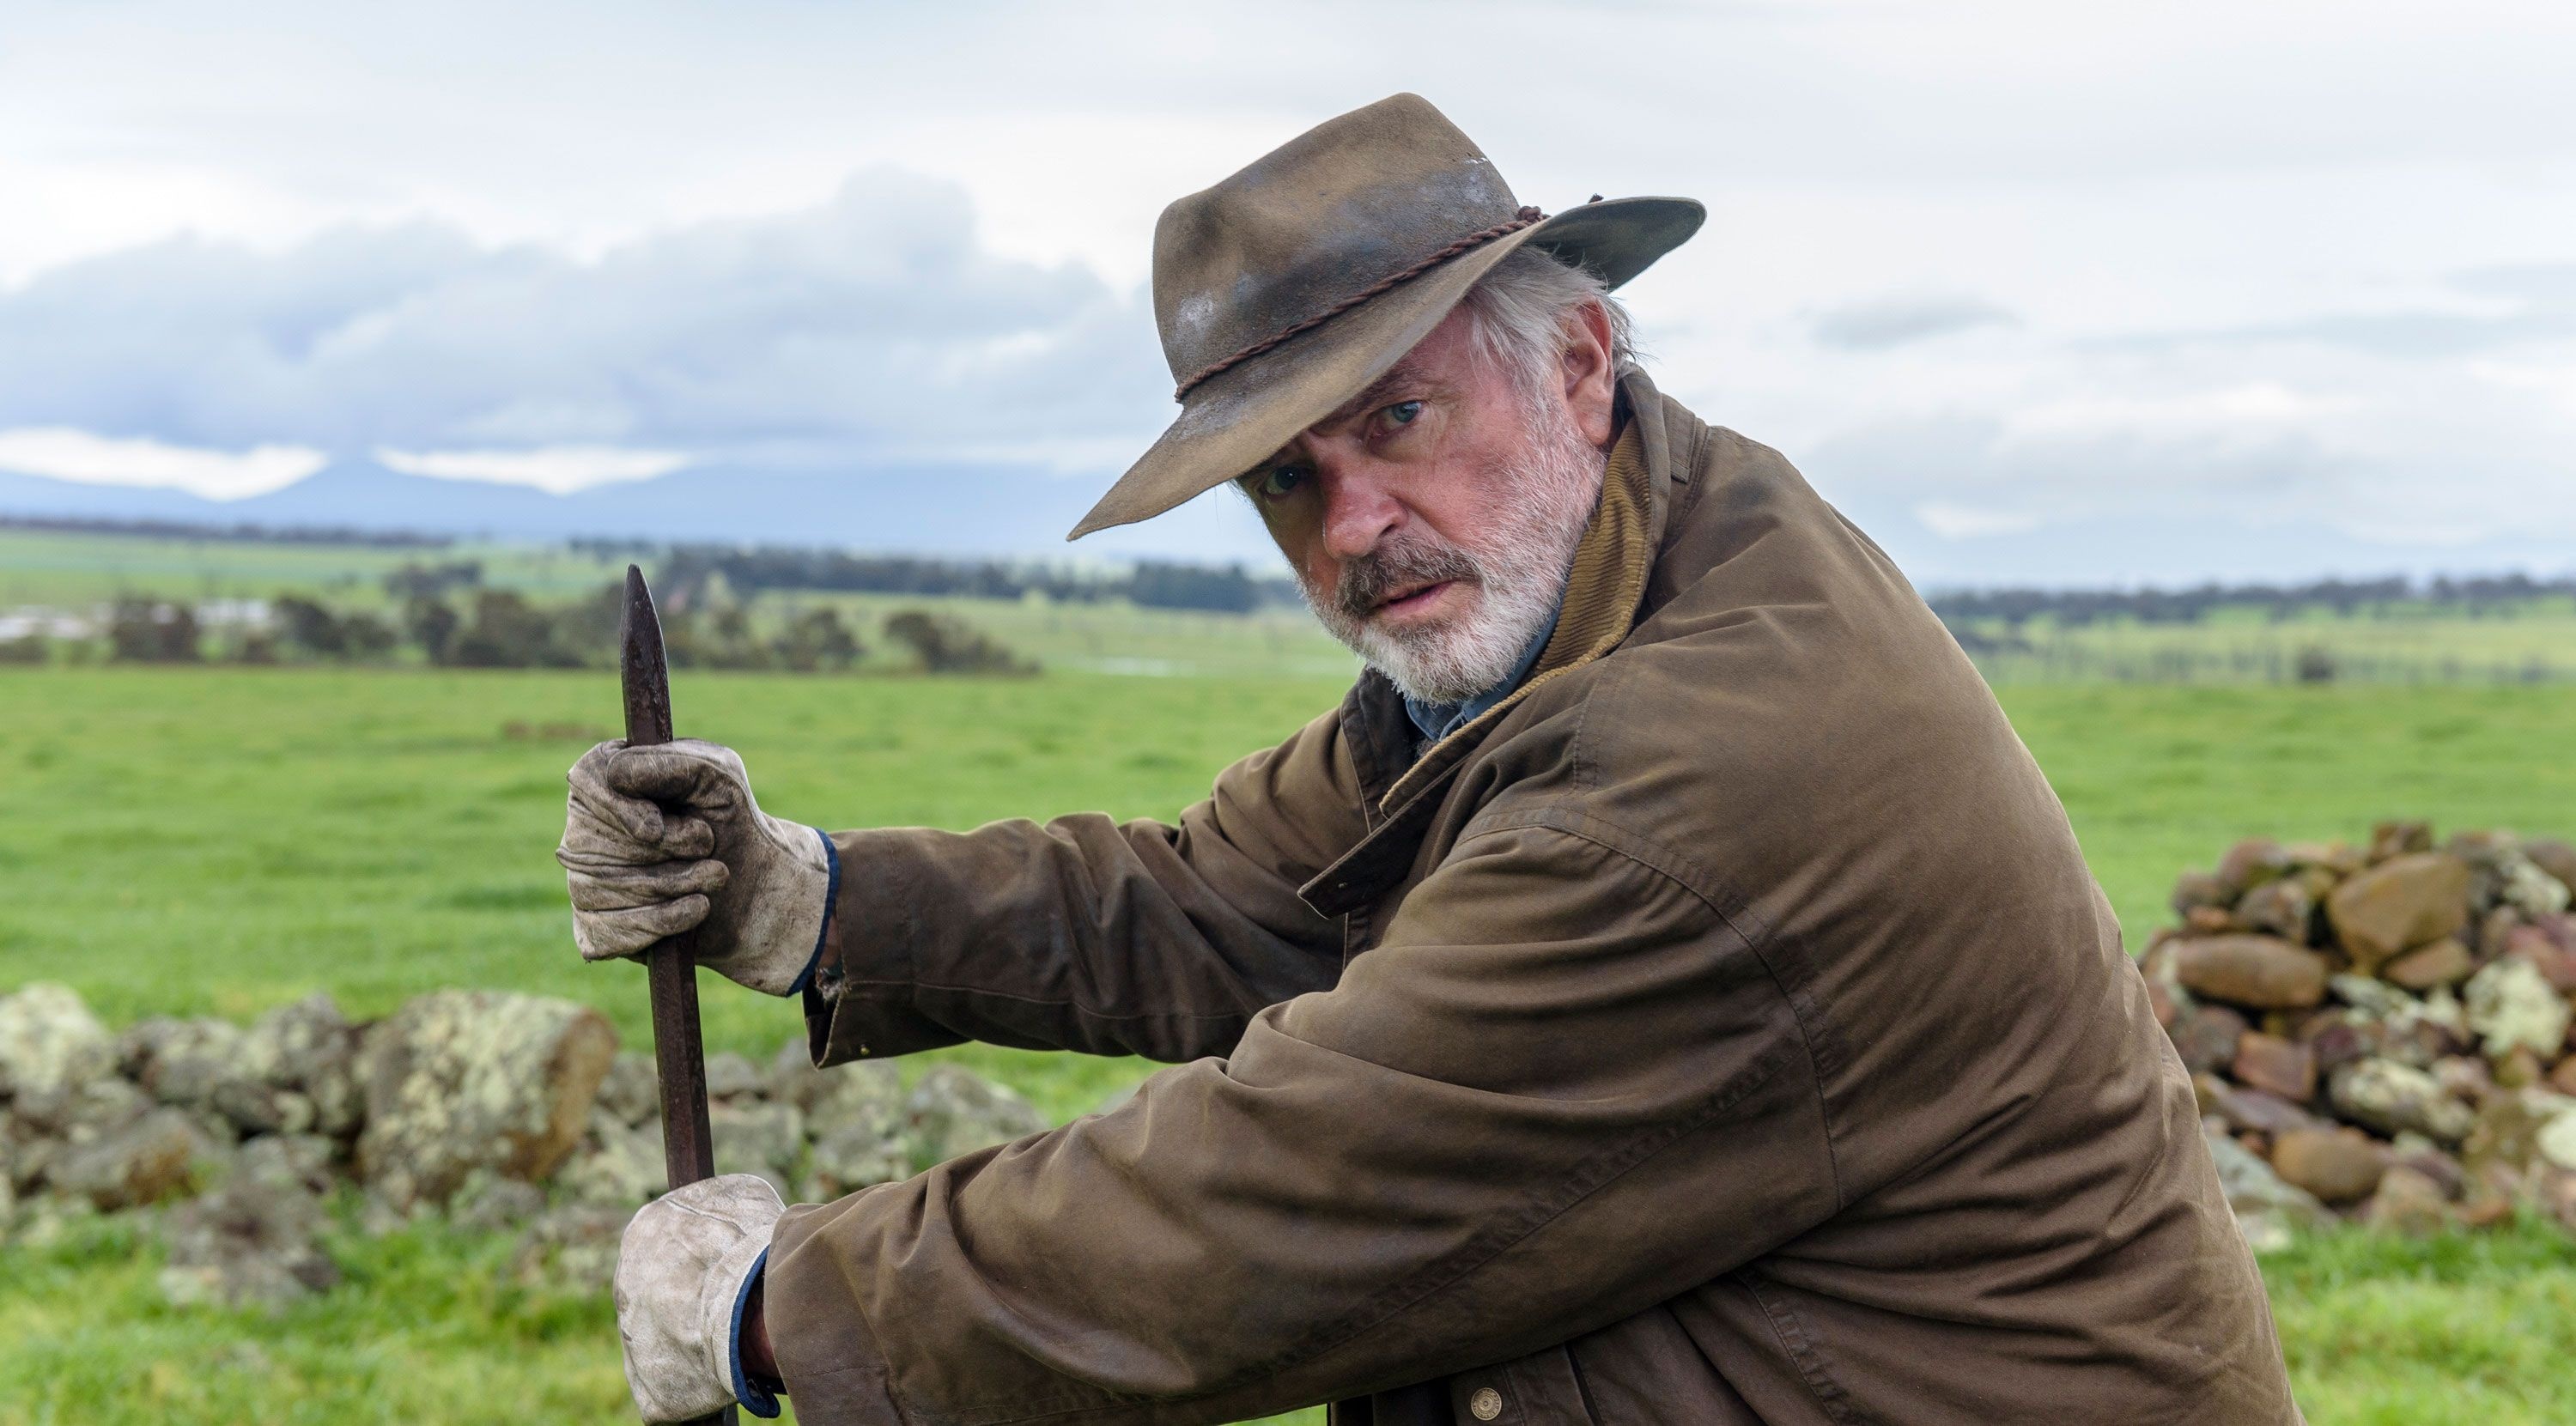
[1560, 300, 1619, 447]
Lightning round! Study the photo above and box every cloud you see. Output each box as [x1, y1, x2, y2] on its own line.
[0, 169, 1170, 477]
[1913, 501, 2044, 538]
[1809, 295, 2017, 351]
[0, 426, 325, 500]
[374, 445, 690, 495]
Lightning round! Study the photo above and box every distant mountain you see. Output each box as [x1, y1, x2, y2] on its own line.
[0, 457, 1276, 562]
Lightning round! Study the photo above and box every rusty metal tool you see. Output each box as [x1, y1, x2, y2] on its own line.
[618, 563, 738, 1426]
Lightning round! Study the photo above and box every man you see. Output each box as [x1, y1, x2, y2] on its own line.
[559, 94, 2301, 1425]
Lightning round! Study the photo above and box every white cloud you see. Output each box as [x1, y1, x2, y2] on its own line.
[1914, 501, 2044, 539]
[0, 427, 324, 500]
[374, 445, 690, 495]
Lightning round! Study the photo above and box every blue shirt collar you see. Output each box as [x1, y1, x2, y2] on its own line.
[1401, 596, 1564, 749]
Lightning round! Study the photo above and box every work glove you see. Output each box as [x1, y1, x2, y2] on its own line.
[558, 739, 836, 996]
[615, 1174, 786, 1423]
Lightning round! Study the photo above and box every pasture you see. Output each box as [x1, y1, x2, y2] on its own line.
[4, 658, 2576, 1423]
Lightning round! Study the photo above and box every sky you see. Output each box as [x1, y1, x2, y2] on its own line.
[3, 0, 2574, 586]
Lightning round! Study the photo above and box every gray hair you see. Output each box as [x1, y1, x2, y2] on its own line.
[1456, 246, 1640, 410]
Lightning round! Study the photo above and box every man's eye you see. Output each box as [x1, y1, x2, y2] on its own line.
[1385, 400, 1425, 427]
[1255, 464, 1309, 500]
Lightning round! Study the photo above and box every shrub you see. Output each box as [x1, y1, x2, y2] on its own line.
[882, 609, 1036, 676]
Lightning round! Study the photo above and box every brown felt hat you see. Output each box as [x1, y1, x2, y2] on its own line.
[1066, 93, 1704, 539]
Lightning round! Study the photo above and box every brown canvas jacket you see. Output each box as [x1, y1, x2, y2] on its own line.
[766, 373, 2301, 1426]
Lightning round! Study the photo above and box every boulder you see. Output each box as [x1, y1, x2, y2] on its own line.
[2367, 821, 2434, 865]
[2232, 1034, 2317, 1101]
[246, 995, 364, 1138]
[904, 1065, 1048, 1166]
[2524, 838, 2576, 894]
[2325, 853, 2470, 974]
[2233, 878, 2313, 943]
[2166, 1004, 2249, 1075]
[712, 1100, 805, 1192]
[2463, 956, 2572, 1060]
[596, 1052, 660, 1129]
[557, 1108, 667, 1207]
[49, 1107, 215, 1211]
[2202, 1123, 2330, 1251]
[2268, 1127, 2388, 1205]
[2171, 936, 2329, 1010]
[2330, 1059, 2476, 1144]
[354, 990, 618, 1211]
[2361, 1164, 2450, 1235]
[159, 1173, 339, 1309]
[704, 1053, 764, 1101]
[0, 983, 114, 1124]
[2381, 938, 2473, 992]
[2215, 838, 2294, 898]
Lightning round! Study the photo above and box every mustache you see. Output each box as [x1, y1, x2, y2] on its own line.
[1334, 535, 1479, 622]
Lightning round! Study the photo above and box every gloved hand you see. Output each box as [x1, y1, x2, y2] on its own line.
[558, 738, 836, 996]
[615, 1174, 786, 1423]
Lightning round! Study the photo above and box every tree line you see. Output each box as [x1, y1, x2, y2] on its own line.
[1928, 573, 2576, 628]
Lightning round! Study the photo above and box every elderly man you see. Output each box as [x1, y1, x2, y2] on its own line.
[559, 94, 2300, 1425]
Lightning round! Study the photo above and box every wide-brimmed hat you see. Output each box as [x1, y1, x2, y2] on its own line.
[1067, 92, 1703, 539]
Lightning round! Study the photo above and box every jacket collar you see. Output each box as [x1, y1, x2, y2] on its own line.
[1303, 372, 1674, 918]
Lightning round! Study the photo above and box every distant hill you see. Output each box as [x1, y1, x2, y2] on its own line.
[0, 456, 1273, 561]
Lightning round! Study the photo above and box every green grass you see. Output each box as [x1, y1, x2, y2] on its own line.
[5, 664, 2576, 1422]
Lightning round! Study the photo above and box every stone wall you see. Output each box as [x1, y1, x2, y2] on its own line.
[2148, 822, 2576, 1248]
[0, 984, 1046, 1308]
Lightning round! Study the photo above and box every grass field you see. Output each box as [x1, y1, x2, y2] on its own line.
[5, 663, 2576, 1423]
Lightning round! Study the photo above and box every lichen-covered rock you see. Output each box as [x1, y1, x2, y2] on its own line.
[160, 1172, 338, 1309]
[596, 1052, 660, 1129]
[2463, 956, 2572, 1060]
[354, 990, 618, 1211]
[2268, 1127, 2388, 1205]
[712, 1100, 805, 1191]
[2330, 1058, 2476, 1144]
[2525, 839, 2576, 895]
[2166, 1004, 2250, 1075]
[56, 1077, 151, 1144]
[904, 1065, 1047, 1165]
[2537, 1111, 2576, 1174]
[118, 1016, 308, 1135]
[2171, 936, 2329, 1009]
[2461, 1089, 2573, 1177]
[2326, 853, 2470, 974]
[558, 1108, 666, 1206]
[704, 1053, 764, 1101]
[247, 994, 364, 1138]
[805, 1121, 911, 1200]
[0, 983, 114, 1124]
[804, 1060, 908, 1143]
[764, 1037, 834, 1113]
[50, 1107, 216, 1211]
[513, 1203, 634, 1292]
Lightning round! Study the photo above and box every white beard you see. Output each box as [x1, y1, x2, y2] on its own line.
[1300, 391, 1607, 706]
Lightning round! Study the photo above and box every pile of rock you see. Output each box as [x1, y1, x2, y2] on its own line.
[0, 983, 1049, 1307]
[2146, 821, 2576, 1247]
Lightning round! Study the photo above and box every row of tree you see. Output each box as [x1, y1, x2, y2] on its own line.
[642, 545, 1297, 614]
[1928, 573, 2576, 628]
[32, 587, 1032, 676]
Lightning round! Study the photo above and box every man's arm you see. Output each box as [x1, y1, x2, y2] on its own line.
[800, 703, 1370, 1065]
[763, 818, 1839, 1426]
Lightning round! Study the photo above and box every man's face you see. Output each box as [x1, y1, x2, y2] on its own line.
[1239, 300, 1621, 705]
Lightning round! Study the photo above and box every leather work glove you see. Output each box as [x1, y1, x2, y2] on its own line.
[558, 739, 837, 996]
[615, 1174, 787, 1423]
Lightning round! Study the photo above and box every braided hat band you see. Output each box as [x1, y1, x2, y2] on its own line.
[1170, 206, 1547, 403]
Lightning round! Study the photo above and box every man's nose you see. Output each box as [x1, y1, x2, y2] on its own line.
[1318, 463, 1405, 561]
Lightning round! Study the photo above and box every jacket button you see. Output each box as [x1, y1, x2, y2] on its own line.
[1468, 1386, 1504, 1421]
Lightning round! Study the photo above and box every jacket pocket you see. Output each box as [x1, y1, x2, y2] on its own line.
[1447, 1344, 1595, 1425]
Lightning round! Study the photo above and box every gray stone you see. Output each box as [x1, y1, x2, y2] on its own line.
[556, 1108, 667, 1207]
[713, 1100, 805, 1186]
[353, 990, 619, 1211]
[161, 1173, 338, 1309]
[0, 983, 114, 1123]
[2464, 956, 2571, 1060]
[2202, 1122, 2330, 1246]
[234, 1133, 339, 1195]
[2537, 1110, 2576, 1173]
[452, 1172, 550, 1232]
[805, 1060, 908, 1142]
[246, 995, 363, 1138]
[2330, 1058, 2477, 1144]
[905, 1065, 1048, 1166]
[513, 1203, 634, 1293]
[805, 1121, 911, 1200]
[596, 1052, 660, 1129]
[704, 1053, 764, 1101]
[2329, 974, 2415, 1020]
[765, 1036, 834, 1114]
[50, 1107, 215, 1211]
[56, 1077, 151, 1144]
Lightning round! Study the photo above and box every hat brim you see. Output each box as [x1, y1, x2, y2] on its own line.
[1066, 195, 1706, 539]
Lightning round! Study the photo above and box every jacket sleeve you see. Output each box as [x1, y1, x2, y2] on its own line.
[800, 705, 1370, 1065]
[764, 816, 1841, 1426]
